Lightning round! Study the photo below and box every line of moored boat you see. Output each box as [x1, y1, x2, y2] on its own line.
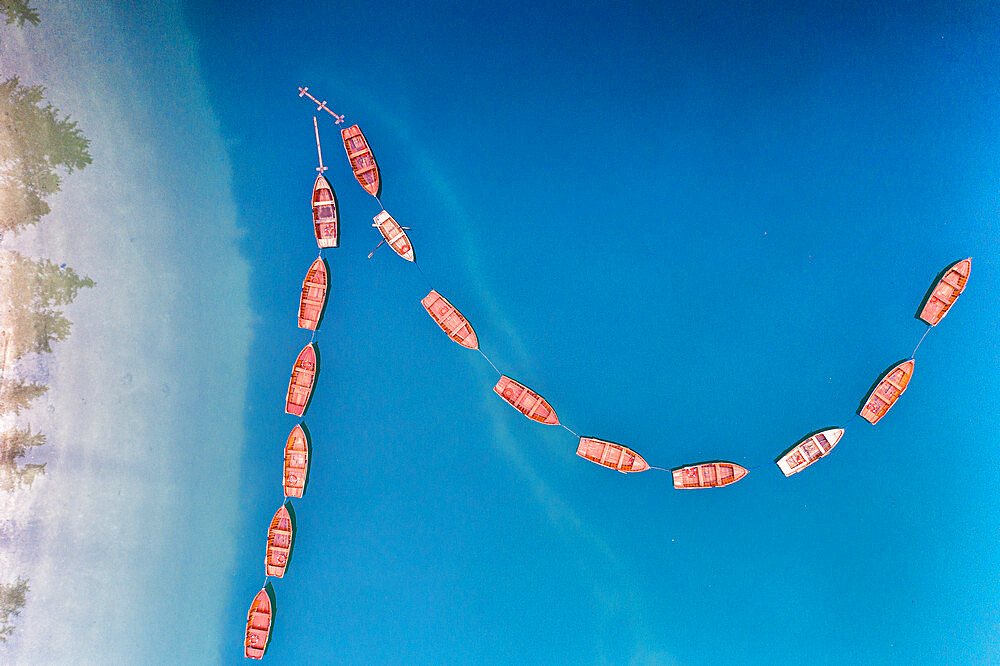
[245, 112, 381, 659]
[245, 88, 973, 659]
[409, 251, 971, 485]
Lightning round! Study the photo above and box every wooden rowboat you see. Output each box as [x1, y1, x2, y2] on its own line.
[312, 174, 338, 248]
[776, 427, 844, 476]
[265, 504, 293, 578]
[672, 461, 748, 488]
[285, 344, 317, 417]
[859, 360, 914, 425]
[373, 211, 415, 262]
[341, 124, 381, 198]
[421, 290, 478, 350]
[576, 437, 649, 473]
[298, 258, 329, 331]
[283, 424, 309, 498]
[918, 258, 971, 326]
[244, 587, 271, 659]
[493, 375, 559, 425]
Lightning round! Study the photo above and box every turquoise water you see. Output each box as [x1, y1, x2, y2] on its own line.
[4, 1, 1000, 663]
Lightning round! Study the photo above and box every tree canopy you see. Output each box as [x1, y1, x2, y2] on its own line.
[0, 1, 38, 26]
[3, 251, 95, 310]
[0, 425, 44, 467]
[0, 2, 92, 646]
[0, 377, 48, 415]
[1, 251, 95, 360]
[0, 577, 28, 643]
[0, 426, 47, 491]
[0, 76, 91, 233]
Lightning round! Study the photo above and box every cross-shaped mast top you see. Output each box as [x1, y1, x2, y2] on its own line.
[298, 86, 345, 124]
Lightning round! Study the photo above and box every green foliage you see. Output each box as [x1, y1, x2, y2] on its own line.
[0, 577, 28, 642]
[0, 462, 44, 492]
[15, 461, 43, 486]
[0, 377, 47, 415]
[0, 9, 89, 636]
[26, 308, 71, 355]
[0, 179, 49, 231]
[0, 76, 91, 233]
[0, 426, 47, 492]
[4, 251, 95, 310]
[0, 425, 45, 467]
[3, 309, 72, 359]
[1, 251, 94, 360]
[0, 1, 39, 26]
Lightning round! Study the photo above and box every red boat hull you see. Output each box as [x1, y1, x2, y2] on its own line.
[283, 425, 309, 498]
[859, 360, 914, 424]
[244, 588, 271, 659]
[342, 124, 381, 198]
[421, 290, 478, 350]
[298, 258, 329, 331]
[285, 344, 317, 416]
[312, 174, 338, 248]
[265, 504, 293, 578]
[493, 375, 559, 425]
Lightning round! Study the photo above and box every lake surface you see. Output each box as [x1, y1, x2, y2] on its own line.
[2, 1, 999, 663]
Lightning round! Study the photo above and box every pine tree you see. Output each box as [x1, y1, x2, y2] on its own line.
[3, 251, 95, 310]
[4, 308, 73, 359]
[0, 462, 45, 492]
[1, 251, 94, 359]
[0, 425, 45, 468]
[0, 76, 91, 233]
[0, 425, 47, 493]
[28, 308, 72, 355]
[0, 577, 28, 642]
[0, 378, 47, 415]
[0, 1, 38, 26]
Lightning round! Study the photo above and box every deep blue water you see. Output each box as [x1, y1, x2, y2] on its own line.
[185, 2, 1000, 662]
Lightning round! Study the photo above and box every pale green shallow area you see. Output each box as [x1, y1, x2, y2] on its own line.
[0, 2, 250, 662]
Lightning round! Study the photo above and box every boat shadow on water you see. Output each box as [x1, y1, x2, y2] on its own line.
[299, 421, 314, 498]
[363, 133, 383, 200]
[283, 500, 299, 574]
[913, 261, 958, 322]
[263, 582, 277, 657]
[301, 344, 321, 417]
[855, 358, 911, 416]
[314, 257, 332, 331]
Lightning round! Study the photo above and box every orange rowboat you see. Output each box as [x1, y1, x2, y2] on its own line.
[918, 258, 971, 326]
[342, 124, 381, 198]
[283, 424, 309, 498]
[298, 258, 329, 331]
[312, 174, 338, 248]
[285, 343, 317, 417]
[493, 375, 559, 425]
[576, 437, 649, 473]
[265, 504, 293, 577]
[421, 290, 478, 350]
[672, 461, 748, 488]
[373, 211, 415, 262]
[859, 360, 914, 424]
[776, 427, 845, 476]
[244, 587, 271, 660]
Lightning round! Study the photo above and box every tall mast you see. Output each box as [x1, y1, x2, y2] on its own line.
[313, 117, 327, 173]
[298, 86, 345, 124]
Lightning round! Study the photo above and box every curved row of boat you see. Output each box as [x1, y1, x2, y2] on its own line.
[244, 114, 348, 659]
[244, 87, 972, 659]
[363, 197, 967, 482]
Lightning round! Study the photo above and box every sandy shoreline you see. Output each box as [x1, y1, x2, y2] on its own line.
[0, 2, 251, 661]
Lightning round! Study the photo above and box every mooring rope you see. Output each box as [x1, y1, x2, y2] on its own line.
[911, 327, 932, 358]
